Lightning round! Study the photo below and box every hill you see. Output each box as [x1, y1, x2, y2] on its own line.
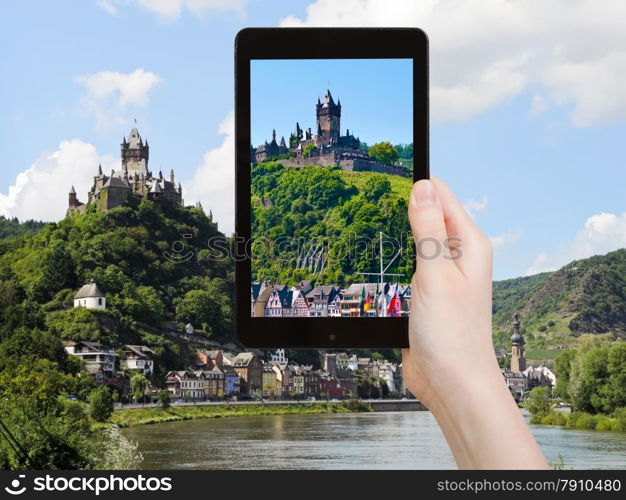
[251, 162, 414, 286]
[0, 197, 234, 377]
[492, 249, 626, 353]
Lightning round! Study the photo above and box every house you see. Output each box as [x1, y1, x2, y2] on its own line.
[335, 368, 358, 398]
[319, 373, 348, 399]
[524, 366, 556, 389]
[64, 341, 117, 379]
[377, 361, 398, 395]
[262, 365, 281, 399]
[269, 349, 288, 365]
[307, 285, 340, 317]
[195, 349, 225, 369]
[73, 281, 106, 310]
[121, 345, 155, 376]
[165, 371, 204, 400]
[336, 352, 358, 371]
[264, 287, 292, 317]
[357, 357, 379, 379]
[502, 369, 528, 396]
[222, 365, 241, 397]
[232, 352, 263, 397]
[302, 366, 321, 398]
[199, 367, 225, 399]
[290, 289, 310, 317]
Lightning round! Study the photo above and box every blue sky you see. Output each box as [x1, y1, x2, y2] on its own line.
[2, 0, 626, 280]
[251, 59, 412, 147]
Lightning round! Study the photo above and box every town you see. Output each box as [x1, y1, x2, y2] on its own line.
[67, 280, 555, 404]
[251, 280, 410, 317]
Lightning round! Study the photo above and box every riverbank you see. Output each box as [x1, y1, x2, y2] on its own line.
[531, 409, 626, 433]
[110, 400, 372, 427]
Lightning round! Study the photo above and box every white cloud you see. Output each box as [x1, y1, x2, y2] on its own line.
[463, 196, 488, 218]
[0, 140, 115, 222]
[75, 69, 163, 130]
[490, 227, 523, 249]
[526, 212, 626, 275]
[184, 111, 235, 234]
[98, 0, 246, 20]
[281, 0, 626, 126]
[97, 0, 117, 15]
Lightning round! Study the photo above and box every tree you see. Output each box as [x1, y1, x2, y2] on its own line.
[176, 289, 222, 335]
[130, 374, 149, 404]
[89, 387, 113, 422]
[369, 142, 399, 165]
[303, 144, 317, 158]
[554, 349, 576, 401]
[525, 386, 551, 418]
[158, 390, 171, 410]
[362, 175, 391, 203]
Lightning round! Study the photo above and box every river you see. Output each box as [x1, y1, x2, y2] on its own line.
[123, 411, 626, 470]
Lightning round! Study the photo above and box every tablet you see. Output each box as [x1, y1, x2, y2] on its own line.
[235, 28, 428, 348]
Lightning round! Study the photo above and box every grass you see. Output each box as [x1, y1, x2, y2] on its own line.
[531, 409, 626, 433]
[338, 170, 413, 199]
[109, 401, 372, 428]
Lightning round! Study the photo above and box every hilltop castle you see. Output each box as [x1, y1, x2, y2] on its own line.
[67, 126, 183, 215]
[251, 90, 410, 177]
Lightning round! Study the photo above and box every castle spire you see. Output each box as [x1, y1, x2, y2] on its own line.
[170, 169, 175, 183]
[97, 164, 103, 176]
[178, 182, 182, 193]
[272, 129, 276, 142]
[70, 185, 76, 194]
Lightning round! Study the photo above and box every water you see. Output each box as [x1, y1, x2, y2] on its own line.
[123, 411, 626, 470]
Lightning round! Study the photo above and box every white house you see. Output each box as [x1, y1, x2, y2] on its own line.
[64, 340, 117, 379]
[269, 349, 288, 365]
[121, 345, 155, 376]
[74, 281, 106, 310]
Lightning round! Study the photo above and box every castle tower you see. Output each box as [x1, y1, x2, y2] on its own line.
[316, 90, 341, 146]
[510, 312, 526, 373]
[121, 126, 149, 177]
[69, 185, 77, 207]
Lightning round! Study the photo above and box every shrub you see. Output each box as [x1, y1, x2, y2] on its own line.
[89, 387, 114, 422]
[611, 407, 626, 432]
[158, 390, 171, 410]
[594, 415, 613, 431]
[540, 411, 567, 426]
[575, 412, 597, 430]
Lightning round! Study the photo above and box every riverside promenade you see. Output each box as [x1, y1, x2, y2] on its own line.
[118, 399, 427, 412]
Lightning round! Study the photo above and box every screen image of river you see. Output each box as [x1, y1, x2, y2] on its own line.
[123, 411, 626, 470]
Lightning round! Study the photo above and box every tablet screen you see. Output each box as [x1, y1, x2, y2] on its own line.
[250, 58, 414, 318]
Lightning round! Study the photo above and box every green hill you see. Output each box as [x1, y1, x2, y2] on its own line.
[0, 197, 234, 377]
[251, 162, 414, 286]
[492, 249, 626, 353]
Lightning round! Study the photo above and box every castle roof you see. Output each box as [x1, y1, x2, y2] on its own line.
[74, 281, 105, 300]
[103, 175, 131, 189]
[322, 89, 337, 108]
[70, 185, 76, 194]
[127, 127, 143, 148]
[150, 179, 162, 194]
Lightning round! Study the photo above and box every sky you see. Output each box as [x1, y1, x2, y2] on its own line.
[2, 0, 626, 280]
[251, 58, 413, 147]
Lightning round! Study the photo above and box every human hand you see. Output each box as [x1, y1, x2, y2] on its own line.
[402, 177, 548, 469]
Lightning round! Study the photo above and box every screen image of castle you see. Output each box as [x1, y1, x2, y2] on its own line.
[251, 90, 414, 318]
[251, 90, 410, 177]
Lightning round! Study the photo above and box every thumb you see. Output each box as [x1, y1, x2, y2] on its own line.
[408, 179, 451, 271]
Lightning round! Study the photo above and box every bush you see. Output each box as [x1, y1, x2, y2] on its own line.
[575, 412, 597, 430]
[611, 407, 626, 432]
[540, 411, 567, 426]
[89, 387, 114, 422]
[594, 415, 613, 431]
[158, 390, 171, 410]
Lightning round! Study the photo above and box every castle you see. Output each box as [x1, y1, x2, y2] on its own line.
[67, 126, 183, 215]
[251, 90, 410, 177]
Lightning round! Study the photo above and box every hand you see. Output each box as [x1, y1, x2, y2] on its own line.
[402, 177, 548, 470]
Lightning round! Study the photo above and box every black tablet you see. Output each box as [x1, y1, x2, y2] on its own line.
[235, 27, 428, 348]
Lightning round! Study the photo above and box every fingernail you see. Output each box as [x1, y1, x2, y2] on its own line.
[411, 179, 436, 207]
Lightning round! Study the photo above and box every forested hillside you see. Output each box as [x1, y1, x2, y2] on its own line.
[251, 162, 414, 287]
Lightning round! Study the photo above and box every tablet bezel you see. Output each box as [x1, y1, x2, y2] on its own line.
[235, 27, 429, 348]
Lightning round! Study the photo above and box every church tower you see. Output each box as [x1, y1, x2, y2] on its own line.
[510, 312, 526, 373]
[121, 126, 149, 177]
[316, 90, 341, 146]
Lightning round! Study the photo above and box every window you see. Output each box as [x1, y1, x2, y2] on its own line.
[98, 298, 103, 305]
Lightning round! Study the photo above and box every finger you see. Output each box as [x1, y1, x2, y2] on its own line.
[408, 179, 455, 277]
[431, 176, 492, 279]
